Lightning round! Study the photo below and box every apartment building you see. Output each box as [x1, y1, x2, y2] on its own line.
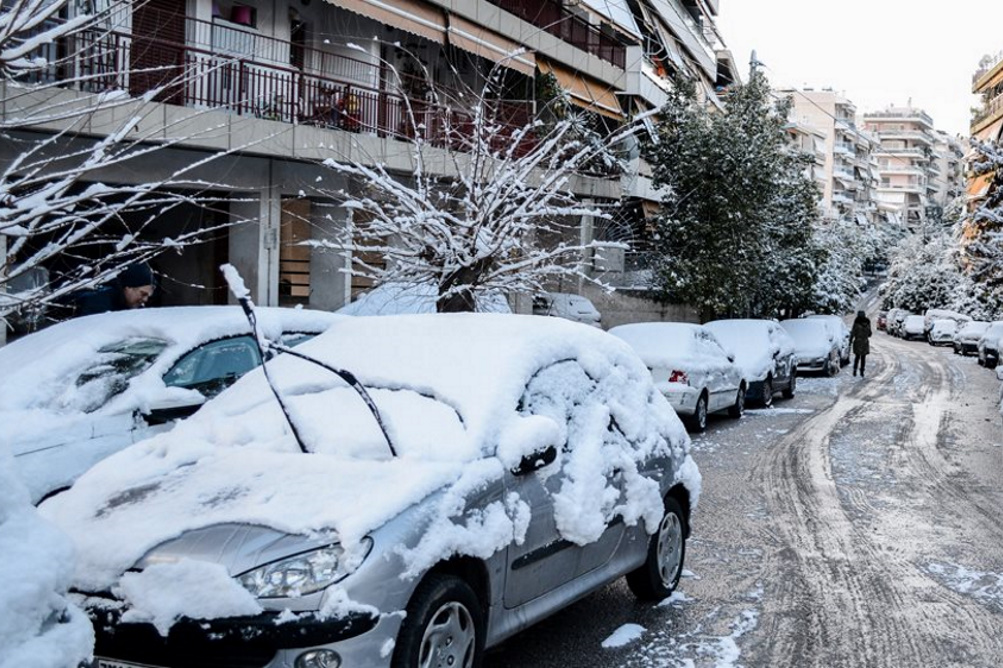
[781, 88, 877, 226]
[861, 106, 941, 229]
[969, 51, 1003, 207]
[4, 0, 737, 315]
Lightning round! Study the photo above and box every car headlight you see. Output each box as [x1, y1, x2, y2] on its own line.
[238, 539, 372, 598]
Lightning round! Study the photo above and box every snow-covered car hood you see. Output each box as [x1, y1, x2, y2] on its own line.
[41, 314, 699, 595]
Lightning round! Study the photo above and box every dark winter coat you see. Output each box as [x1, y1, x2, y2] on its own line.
[849, 316, 872, 356]
[72, 282, 128, 317]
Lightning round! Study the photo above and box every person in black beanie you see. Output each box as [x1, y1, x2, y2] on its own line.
[848, 310, 872, 377]
[72, 262, 156, 317]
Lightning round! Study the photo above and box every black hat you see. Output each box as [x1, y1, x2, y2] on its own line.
[119, 263, 155, 288]
[857, 310, 865, 318]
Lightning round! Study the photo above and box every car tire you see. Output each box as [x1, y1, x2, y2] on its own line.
[687, 393, 709, 432]
[728, 383, 746, 418]
[826, 354, 838, 377]
[391, 574, 484, 668]
[782, 370, 797, 399]
[626, 495, 687, 601]
[761, 376, 774, 407]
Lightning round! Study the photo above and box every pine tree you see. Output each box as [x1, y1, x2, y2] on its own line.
[644, 70, 821, 319]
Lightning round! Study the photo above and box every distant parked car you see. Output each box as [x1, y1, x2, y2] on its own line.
[532, 292, 602, 328]
[923, 308, 971, 336]
[804, 314, 851, 365]
[977, 321, 1003, 368]
[780, 318, 841, 376]
[876, 311, 888, 331]
[886, 309, 911, 337]
[610, 322, 747, 432]
[705, 319, 797, 407]
[954, 321, 990, 356]
[901, 315, 927, 340]
[1, 306, 341, 503]
[928, 319, 958, 346]
[39, 313, 701, 668]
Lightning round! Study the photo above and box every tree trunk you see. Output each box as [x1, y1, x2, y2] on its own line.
[436, 259, 492, 313]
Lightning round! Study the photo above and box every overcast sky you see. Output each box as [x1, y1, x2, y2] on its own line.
[715, 0, 1003, 137]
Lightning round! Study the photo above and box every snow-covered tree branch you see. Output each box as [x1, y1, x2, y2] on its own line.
[309, 57, 635, 312]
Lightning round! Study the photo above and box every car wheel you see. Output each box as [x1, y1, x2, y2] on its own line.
[978, 354, 985, 367]
[782, 370, 797, 399]
[687, 393, 709, 432]
[826, 354, 838, 377]
[392, 574, 484, 668]
[626, 495, 687, 601]
[728, 383, 746, 418]
[761, 376, 774, 407]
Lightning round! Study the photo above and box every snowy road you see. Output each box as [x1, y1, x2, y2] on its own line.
[486, 330, 1003, 667]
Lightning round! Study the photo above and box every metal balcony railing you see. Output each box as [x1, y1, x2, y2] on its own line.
[32, 12, 540, 156]
[486, 0, 626, 69]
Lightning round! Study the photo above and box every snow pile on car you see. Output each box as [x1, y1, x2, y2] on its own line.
[42, 313, 699, 625]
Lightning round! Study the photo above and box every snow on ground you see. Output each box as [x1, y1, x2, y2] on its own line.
[619, 584, 763, 668]
[602, 623, 647, 648]
[925, 562, 1003, 613]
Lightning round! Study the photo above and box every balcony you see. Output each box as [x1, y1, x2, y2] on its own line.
[50, 13, 540, 156]
[863, 109, 933, 128]
[485, 0, 627, 69]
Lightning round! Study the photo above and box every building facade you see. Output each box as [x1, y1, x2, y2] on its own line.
[4, 0, 737, 322]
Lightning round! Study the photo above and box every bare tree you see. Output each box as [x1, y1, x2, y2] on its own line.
[0, 0, 260, 335]
[311, 57, 638, 313]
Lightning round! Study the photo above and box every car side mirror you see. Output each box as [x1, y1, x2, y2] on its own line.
[140, 394, 207, 426]
[727, 353, 735, 363]
[511, 444, 557, 477]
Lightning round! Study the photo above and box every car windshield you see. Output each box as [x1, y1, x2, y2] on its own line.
[72, 337, 170, 413]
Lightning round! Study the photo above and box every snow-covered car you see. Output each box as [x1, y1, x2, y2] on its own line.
[953, 321, 990, 356]
[804, 314, 851, 365]
[876, 311, 888, 331]
[40, 314, 700, 668]
[337, 282, 511, 315]
[927, 319, 957, 346]
[609, 322, 747, 431]
[779, 318, 840, 376]
[704, 319, 797, 407]
[901, 314, 927, 340]
[923, 308, 971, 336]
[977, 321, 1003, 368]
[885, 308, 911, 337]
[532, 291, 602, 328]
[1, 306, 341, 503]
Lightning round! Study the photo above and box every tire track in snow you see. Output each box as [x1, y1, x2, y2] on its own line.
[748, 333, 1003, 667]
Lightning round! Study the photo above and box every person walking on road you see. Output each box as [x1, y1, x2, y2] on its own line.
[849, 310, 872, 377]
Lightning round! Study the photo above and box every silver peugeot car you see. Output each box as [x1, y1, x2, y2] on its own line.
[43, 313, 700, 668]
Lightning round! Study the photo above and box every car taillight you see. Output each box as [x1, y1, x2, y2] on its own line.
[669, 370, 689, 384]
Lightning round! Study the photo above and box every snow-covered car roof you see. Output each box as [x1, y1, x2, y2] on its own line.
[41, 313, 697, 591]
[705, 319, 794, 380]
[607, 322, 707, 367]
[337, 282, 510, 315]
[779, 319, 833, 354]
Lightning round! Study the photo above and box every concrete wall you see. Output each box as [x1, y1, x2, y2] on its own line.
[582, 285, 699, 329]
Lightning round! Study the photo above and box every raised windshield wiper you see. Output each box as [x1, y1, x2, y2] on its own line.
[221, 264, 396, 457]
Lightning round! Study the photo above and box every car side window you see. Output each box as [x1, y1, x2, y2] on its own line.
[518, 360, 595, 451]
[162, 335, 262, 398]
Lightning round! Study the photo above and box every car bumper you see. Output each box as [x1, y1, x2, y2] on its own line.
[88, 606, 385, 668]
[795, 356, 829, 371]
[656, 383, 701, 416]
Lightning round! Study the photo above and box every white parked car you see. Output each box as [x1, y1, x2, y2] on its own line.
[954, 321, 990, 356]
[977, 321, 1003, 368]
[610, 322, 747, 431]
[923, 308, 971, 336]
[804, 314, 851, 365]
[532, 292, 602, 328]
[39, 313, 700, 668]
[705, 319, 798, 407]
[927, 319, 958, 346]
[901, 315, 927, 340]
[780, 318, 840, 376]
[886, 308, 911, 337]
[1, 306, 341, 503]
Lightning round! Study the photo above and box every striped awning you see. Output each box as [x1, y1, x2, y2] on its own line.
[537, 58, 624, 120]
